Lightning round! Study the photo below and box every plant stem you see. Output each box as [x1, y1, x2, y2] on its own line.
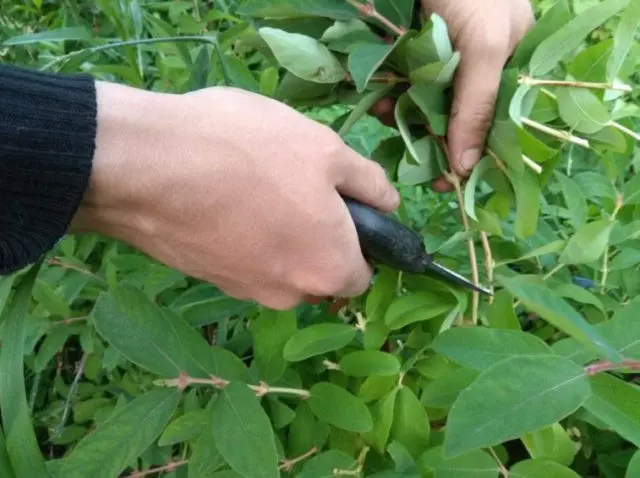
[480, 232, 495, 302]
[609, 120, 640, 141]
[53, 353, 89, 438]
[39, 35, 218, 71]
[123, 460, 188, 478]
[488, 447, 509, 477]
[486, 147, 540, 175]
[519, 75, 632, 92]
[522, 154, 543, 174]
[51, 316, 88, 326]
[280, 447, 318, 472]
[521, 117, 590, 148]
[47, 257, 104, 282]
[445, 171, 480, 324]
[585, 359, 640, 376]
[155, 373, 311, 399]
[345, 0, 407, 36]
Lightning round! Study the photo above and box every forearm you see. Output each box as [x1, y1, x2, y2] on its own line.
[0, 64, 96, 274]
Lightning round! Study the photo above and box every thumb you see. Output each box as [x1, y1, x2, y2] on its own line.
[334, 149, 400, 213]
[447, 46, 506, 178]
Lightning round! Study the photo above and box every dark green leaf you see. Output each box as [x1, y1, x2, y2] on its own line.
[237, 0, 358, 21]
[443, 355, 590, 457]
[297, 450, 354, 478]
[3, 26, 93, 45]
[407, 84, 449, 136]
[211, 382, 279, 478]
[431, 327, 552, 371]
[0, 264, 49, 477]
[60, 388, 181, 478]
[420, 368, 480, 410]
[363, 388, 398, 452]
[348, 42, 395, 92]
[283, 323, 357, 362]
[308, 382, 373, 432]
[188, 433, 226, 478]
[159, 409, 210, 446]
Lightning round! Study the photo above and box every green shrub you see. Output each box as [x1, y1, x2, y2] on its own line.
[1, 1, 639, 477]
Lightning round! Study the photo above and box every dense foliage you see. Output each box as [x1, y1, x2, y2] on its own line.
[1, 0, 639, 477]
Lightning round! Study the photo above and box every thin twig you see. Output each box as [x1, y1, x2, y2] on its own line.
[522, 155, 543, 174]
[609, 120, 640, 141]
[345, 0, 408, 36]
[519, 75, 632, 92]
[521, 117, 590, 148]
[488, 447, 509, 477]
[585, 359, 640, 376]
[480, 232, 495, 302]
[51, 316, 88, 326]
[123, 460, 188, 478]
[47, 257, 104, 282]
[53, 353, 89, 438]
[280, 447, 318, 472]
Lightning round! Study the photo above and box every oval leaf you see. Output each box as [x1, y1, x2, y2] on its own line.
[339, 350, 401, 377]
[211, 382, 280, 478]
[283, 323, 357, 362]
[385, 292, 453, 330]
[443, 355, 590, 457]
[509, 458, 580, 478]
[308, 382, 373, 432]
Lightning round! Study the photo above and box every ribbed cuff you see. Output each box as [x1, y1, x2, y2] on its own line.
[0, 64, 97, 274]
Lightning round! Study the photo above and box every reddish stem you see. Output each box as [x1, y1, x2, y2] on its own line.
[585, 359, 640, 376]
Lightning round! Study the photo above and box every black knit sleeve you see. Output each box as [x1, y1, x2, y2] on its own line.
[0, 64, 97, 274]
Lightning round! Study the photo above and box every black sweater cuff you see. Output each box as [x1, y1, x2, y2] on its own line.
[0, 64, 97, 274]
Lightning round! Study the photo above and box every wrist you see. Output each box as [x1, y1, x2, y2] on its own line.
[69, 81, 178, 243]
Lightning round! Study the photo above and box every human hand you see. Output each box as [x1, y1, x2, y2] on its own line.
[71, 82, 400, 310]
[372, 0, 534, 192]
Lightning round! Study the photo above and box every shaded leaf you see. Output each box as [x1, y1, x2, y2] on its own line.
[443, 355, 590, 457]
[388, 386, 430, 459]
[159, 409, 210, 446]
[188, 433, 226, 478]
[418, 445, 498, 478]
[60, 388, 181, 478]
[252, 308, 297, 382]
[363, 388, 398, 452]
[348, 42, 395, 92]
[297, 450, 354, 478]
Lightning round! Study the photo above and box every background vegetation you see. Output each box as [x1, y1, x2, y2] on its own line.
[0, 0, 639, 477]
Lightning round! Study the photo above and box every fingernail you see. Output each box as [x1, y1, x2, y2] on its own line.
[386, 187, 401, 209]
[460, 149, 480, 174]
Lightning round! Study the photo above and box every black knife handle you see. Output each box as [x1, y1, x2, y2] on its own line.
[342, 196, 430, 274]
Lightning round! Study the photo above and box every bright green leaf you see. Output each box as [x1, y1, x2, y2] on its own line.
[560, 219, 615, 265]
[283, 323, 357, 362]
[388, 386, 430, 459]
[385, 292, 454, 330]
[418, 445, 498, 478]
[252, 308, 297, 382]
[556, 87, 611, 134]
[509, 458, 580, 478]
[308, 382, 373, 433]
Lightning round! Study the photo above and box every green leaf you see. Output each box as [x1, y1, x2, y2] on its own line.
[397, 137, 447, 185]
[497, 275, 622, 362]
[463, 157, 492, 221]
[252, 308, 297, 382]
[308, 382, 373, 432]
[443, 355, 590, 457]
[363, 388, 398, 452]
[385, 292, 454, 330]
[394, 93, 421, 165]
[188, 433, 226, 478]
[211, 382, 279, 478]
[339, 350, 401, 377]
[388, 386, 431, 459]
[606, 0, 640, 82]
[421, 368, 479, 410]
[374, 0, 414, 29]
[582, 373, 640, 448]
[297, 450, 355, 478]
[0, 264, 49, 477]
[159, 409, 210, 446]
[555, 171, 588, 230]
[366, 266, 400, 322]
[348, 41, 395, 92]
[259, 27, 346, 83]
[528, 0, 631, 75]
[407, 84, 449, 136]
[418, 445, 498, 478]
[92, 285, 189, 378]
[559, 219, 615, 265]
[520, 423, 578, 466]
[0, 430, 15, 478]
[486, 289, 521, 330]
[60, 388, 181, 478]
[431, 328, 552, 371]
[283, 323, 357, 362]
[2, 26, 93, 45]
[508, 0, 572, 68]
[509, 458, 580, 478]
[507, 168, 541, 239]
[627, 450, 640, 478]
[556, 87, 611, 134]
[237, 0, 357, 21]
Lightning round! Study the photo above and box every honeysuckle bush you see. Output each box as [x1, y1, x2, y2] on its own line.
[1, 0, 640, 477]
